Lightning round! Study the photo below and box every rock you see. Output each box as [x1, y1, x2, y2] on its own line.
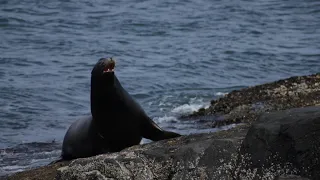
[55, 124, 248, 180]
[4, 124, 248, 180]
[188, 73, 320, 128]
[276, 175, 311, 180]
[240, 106, 320, 179]
[55, 105, 320, 180]
[4, 161, 70, 180]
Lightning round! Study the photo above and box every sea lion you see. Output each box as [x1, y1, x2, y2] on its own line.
[61, 57, 181, 160]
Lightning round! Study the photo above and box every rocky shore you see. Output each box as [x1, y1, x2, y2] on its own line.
[6, 73, 320, 180]
[188, 73, 320, 127]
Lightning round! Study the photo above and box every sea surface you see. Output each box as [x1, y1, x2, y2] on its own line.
[0, 0, 319, 176]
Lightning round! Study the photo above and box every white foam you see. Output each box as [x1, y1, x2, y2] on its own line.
[154, 115, 178, 123]
[0, 150, 10, 156]
[38, 150, 61, 155]
[215, 92, 228, 96]
[171, 97, 209, 115]
[1, 165, 28, 171]
[159, 101, 166, 106]
[30, 158, 52, 164]
[171, 104, 204, 114]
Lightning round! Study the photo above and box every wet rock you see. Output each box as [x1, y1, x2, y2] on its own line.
[55, 125, 248, 180]
[189, 73, 320, 128]
[4, 124, 248, 180]
[276, 175, 310, 180]
[4, 161, 69, 180]
[241, 106, 320, 180]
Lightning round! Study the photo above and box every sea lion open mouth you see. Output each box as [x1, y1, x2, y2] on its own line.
[103, 58, 116, 73]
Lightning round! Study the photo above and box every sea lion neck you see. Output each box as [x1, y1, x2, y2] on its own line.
[90, 74, 117, 118]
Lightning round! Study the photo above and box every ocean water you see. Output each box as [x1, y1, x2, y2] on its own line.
[0, 0, 319, 176]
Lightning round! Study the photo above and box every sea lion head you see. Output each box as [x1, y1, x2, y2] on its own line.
[92, 57, 116, 76]
[91, 57, 117, 117]
[91, 57, 116, 85]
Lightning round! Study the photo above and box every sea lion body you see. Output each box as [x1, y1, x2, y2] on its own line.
[62, 116, 97, 159]
[61, 58, 180, 160]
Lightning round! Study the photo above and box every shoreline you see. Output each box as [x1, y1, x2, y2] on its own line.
[186, 73, 320, 127]
[5, 73, 320, 180]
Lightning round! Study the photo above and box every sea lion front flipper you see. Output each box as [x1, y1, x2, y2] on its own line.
[141, 117, 181, 141]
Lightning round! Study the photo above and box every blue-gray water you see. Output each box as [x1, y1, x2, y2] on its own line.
[1, 0, 319, 176]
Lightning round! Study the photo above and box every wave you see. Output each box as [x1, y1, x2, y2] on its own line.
[171, 97, 210, 115]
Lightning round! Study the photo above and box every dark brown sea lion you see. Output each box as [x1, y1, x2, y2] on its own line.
[61, 57, 180, 160]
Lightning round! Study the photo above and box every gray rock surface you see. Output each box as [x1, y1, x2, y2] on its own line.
[241, 106, 320, 179]
[189, 73, 320, 128]
[55, 125, 248, 180]
[56, 105, 320, 180]
[276, 175, 310, 180]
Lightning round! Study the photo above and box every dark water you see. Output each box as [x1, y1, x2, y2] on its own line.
[0, 0, 319, 176]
